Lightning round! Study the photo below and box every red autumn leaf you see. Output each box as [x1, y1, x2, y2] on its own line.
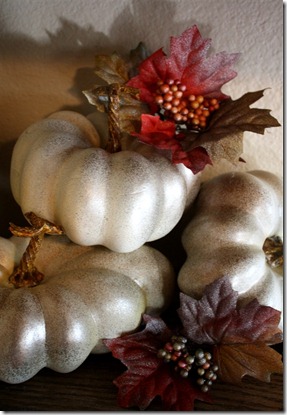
[172, 146, 212, 174]
[177, 277, 283, 383]
[104, 315, 211, 411]
[132, 114, 212, 174]
[127, 25, 239, 110]
[132, 114, 179, 151]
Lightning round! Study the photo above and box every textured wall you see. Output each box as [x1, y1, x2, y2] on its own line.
[0, 0, 283, 183]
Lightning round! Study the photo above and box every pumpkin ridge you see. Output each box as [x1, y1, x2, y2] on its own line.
[178, 170, 283, 330]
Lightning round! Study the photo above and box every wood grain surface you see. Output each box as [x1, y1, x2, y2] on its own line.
[0, 352, 283, 411]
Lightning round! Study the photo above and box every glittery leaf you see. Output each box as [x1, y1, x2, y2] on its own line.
[127, 25, 239, 109]
[104, 315, 211, 411]
[178, 277, 283, 383]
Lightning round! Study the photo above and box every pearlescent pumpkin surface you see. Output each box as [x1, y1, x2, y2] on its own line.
[178, 170, 283, 329]
[0, 235, 175, 383]
[10, 111, 200, 253]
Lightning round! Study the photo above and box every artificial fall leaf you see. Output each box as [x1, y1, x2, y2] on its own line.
[104, 315, 211, 411]
[184, 90, 281, 164]
[214, 343, 283, 384]
[132, 114, 179, 150]
[83, 84, 148, 134]
[128, 42, 150, 78]
[127, 25, 239, 111]
[133, 114, 212, 174]
[177, 277, 283, 384]
[94, 52, 129, 84]
[172, 146, 212, 174]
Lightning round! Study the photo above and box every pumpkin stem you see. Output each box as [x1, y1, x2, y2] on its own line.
[263, 235, 283, 268]
[106, 83, 122, 153]
[8, 212, 64, 288]
[105, 83, 139, 153]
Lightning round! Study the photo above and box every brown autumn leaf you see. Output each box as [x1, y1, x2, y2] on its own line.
[128, 42, 150, 78]
[184, 89, 281, 164]
[83, 84, 148, 133]
[94, 52, 129, 84]
[178, 277, 283, 385]
[214, 343, 283, 384]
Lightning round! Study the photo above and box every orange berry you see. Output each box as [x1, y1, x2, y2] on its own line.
[164, 93, 173, 102]
[163, 102, 172, 110]
[174, 113, 183, 122]
[160, 84, 170, 94]
[190, 101, 200, 109]
[174, 90, 183, 99]
[166, 79, 175, 85]
[155, 96, 164, 105]
[172, 98, 180, 107]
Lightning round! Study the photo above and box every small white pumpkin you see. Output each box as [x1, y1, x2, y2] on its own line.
[178, 170, 283, 329]
[10, 110, 200, 253]
[0, 234, 175, 383]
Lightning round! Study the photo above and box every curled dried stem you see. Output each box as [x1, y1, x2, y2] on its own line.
[105, 83, 139, 153]
[9, 212, 64, 288]
[263, 235, 283, 269]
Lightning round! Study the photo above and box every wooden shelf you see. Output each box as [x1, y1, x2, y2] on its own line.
[0, 352, 283, 411]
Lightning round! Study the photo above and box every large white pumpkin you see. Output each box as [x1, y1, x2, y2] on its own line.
[10, 110, 200, 253]
[0, 234, 175, 383]
[178, 170, 283, 329]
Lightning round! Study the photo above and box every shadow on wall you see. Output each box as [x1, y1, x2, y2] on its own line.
[0, 0, 207, 235]
[0, 0, 209, 141]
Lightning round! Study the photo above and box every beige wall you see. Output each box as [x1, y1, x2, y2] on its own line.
[0, 0, 283, 184]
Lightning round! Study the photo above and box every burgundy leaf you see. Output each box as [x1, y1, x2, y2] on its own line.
[104, 315, 211, 410]
[178, 277, 239, 344]
[172, 146, 212, 174]
[178, 277, 282, 345]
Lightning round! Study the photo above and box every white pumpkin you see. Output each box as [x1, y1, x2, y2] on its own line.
[10, 110, 200, 253]
[178, 170, 283, 329]
[0, 234, 175, 383]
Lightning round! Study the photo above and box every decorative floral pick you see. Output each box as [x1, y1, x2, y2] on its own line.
[84, 25, 280, 174]
[104, 277, 283, 411]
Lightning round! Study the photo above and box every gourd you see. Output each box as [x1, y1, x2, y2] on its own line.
[178, 170, 283, 329]
[10, 110, 200, 253]
[0, 234, 175, 384]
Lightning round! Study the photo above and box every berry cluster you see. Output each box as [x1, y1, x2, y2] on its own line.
[157, 335, 219, 392]
[154, 79, 219, 130]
